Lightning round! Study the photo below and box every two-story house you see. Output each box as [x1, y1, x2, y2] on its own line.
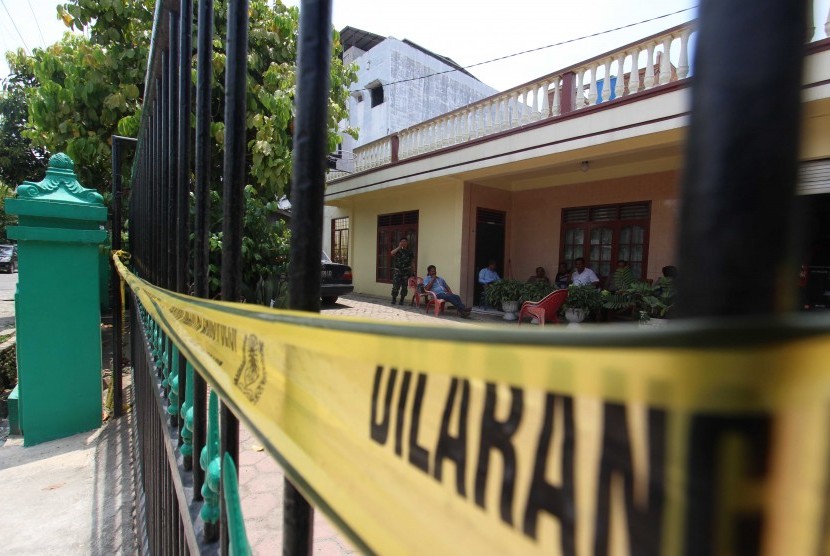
[324, 18, 830, 308]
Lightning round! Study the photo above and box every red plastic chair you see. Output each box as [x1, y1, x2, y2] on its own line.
[408, 276, 425, 307]
[424, 291, 447, 316]
[518, 289, 568, 326]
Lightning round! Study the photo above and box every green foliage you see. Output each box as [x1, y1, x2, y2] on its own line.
[485, 279, 526, 306]
[602, 281, 672, 321]
[0, 52, 48, 186]
[561, 284, 603, 316]
[0, 181, 17, 242]
[521, 280, 557, 303]
[9, 0, 356, 296]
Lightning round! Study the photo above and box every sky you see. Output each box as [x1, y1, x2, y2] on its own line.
[1, 0, 830, 91]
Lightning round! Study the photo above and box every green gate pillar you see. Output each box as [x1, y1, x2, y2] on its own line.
[6, 153, 108, 446]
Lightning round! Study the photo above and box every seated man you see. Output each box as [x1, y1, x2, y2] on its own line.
[608, 259, 635, 291]
[653, 265, 677, 300]
[554, 262, 571, 289]
[478, 260, 501, 308]
[571, 257, 600, 287]
[424, 265, 472, 318]
[527, 266, 551, 285]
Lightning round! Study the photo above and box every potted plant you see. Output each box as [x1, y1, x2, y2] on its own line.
[484, 279, 526, 321]
[602, 281, 672, 323]
[521, 281, 556, 303]
[561, 284, 603, 323]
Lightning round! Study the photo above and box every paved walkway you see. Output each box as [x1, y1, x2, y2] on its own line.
[0, 292, 522, 555]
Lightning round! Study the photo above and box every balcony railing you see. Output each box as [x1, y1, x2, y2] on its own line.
[338, 8, 830, 176]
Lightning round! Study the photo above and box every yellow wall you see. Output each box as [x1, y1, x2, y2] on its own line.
[800, 111, 830, 161]
[345, 180, 466, 298]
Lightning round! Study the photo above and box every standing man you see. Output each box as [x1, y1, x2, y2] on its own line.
[571, 257, 600, 287]
[424, 265, 472, 318]
[390, 237, 414, 305]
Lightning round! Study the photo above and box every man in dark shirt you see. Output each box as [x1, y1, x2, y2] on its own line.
[389, 238, 414, 305]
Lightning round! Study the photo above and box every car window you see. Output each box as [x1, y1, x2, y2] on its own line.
[0, 246, 13, 255]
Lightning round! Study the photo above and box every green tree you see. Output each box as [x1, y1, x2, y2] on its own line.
[15, 0, 357, 295]
[0, 180, 18, 242]
[0, 51, 48, 187]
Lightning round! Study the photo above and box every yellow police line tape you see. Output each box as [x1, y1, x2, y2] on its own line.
[114, 255, 830, 555]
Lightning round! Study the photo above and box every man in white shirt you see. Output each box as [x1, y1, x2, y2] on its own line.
[571, 257, 600, 287]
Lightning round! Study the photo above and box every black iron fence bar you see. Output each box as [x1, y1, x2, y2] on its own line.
[676, 0, 807, 318]
[153, 84, 161, 285]
[160, 59, 167, 288]
[110, 135, 137, 419]
[168, 9, 180, 296]
[131, 301, 217, 555]
[283, 0, 335, 553]
[219, 0, 249, 551]
[192, 0, 213, 503]
[177, 0, 193, 445]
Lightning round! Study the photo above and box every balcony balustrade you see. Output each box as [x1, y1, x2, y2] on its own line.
[335, 9, 830, 178]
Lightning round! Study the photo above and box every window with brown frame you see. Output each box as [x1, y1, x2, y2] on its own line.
[331, 217, 350, 264]
[376, 211, 418, 282]
[560, 202, 650, 283]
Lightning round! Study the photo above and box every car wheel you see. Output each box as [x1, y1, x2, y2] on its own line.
[321, 296, 338, 305]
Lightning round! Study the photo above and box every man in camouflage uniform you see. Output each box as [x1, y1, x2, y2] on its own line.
[389, 238, 414, 305]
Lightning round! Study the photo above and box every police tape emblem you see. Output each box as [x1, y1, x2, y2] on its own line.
[234, 333, 266, 403]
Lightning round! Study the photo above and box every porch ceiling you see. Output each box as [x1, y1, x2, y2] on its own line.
[455, 135, 686, 191]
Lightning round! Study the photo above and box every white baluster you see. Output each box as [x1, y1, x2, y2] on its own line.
[478, 105, 486, 138]
[552, 76, 561, 116]
[601, 59, 612, 102]
[448, 114, 456, 145]
[521, 88, 530, 123]
[511, 93, 520, 127]
[628, 48, 640, 94]
[615, 53, 626, 99]
[528, 86, 538, 121]
[540, 80, 551, 119]
[825, 5, 830, 37]
[428, 123, 435, 152]
[644, 42, 656, 89]
[677, 31, 691, 80]
[575, 69, 585, 109]
[659, 37, 672, 85]
[501, 96, 510, 130]
[587, 64, 598, 106]
[437, 119, 445, 148]
[403, 131, 411, 158]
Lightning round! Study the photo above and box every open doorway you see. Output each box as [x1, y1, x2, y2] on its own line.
[473, 208, 506, 305]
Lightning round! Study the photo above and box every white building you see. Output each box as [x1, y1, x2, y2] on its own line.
[332, 27, 497, 175]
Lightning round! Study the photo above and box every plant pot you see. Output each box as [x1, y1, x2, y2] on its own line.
[639, 317, 669, 328]
[564, 307, 586, 323]
[501, 300, 519, 321]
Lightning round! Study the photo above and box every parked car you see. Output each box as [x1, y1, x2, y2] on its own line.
[0, 244, 17, 273]
[321, 252, 353, 305]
